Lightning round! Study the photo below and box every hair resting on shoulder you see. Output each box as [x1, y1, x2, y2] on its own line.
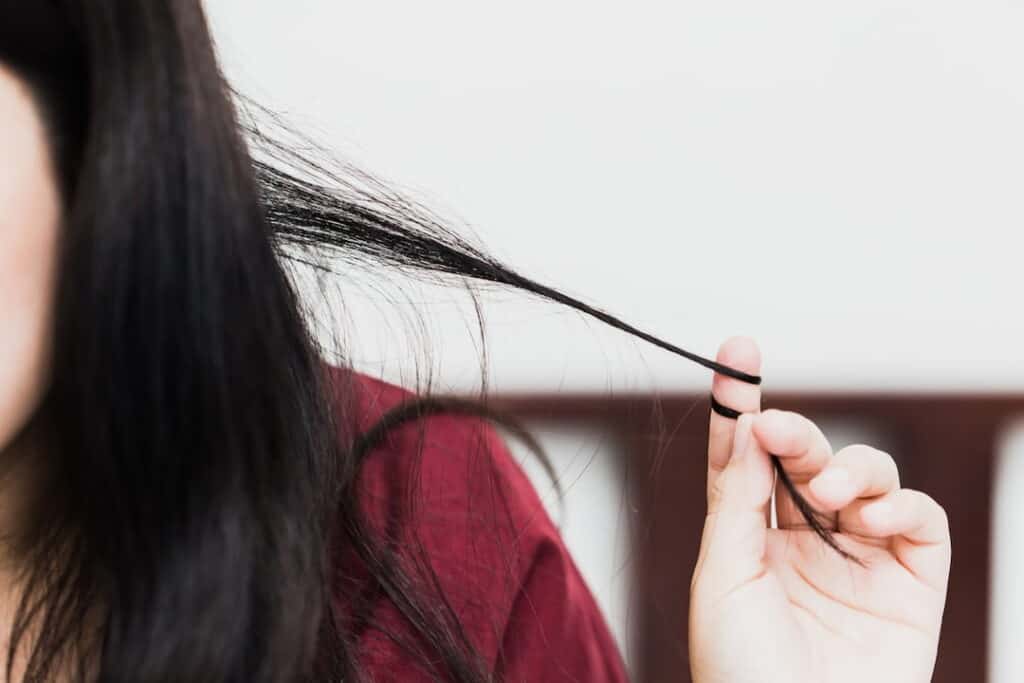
[0, 1, 837, 681]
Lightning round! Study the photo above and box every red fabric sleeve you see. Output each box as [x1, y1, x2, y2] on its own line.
[333, 370, 630, 682]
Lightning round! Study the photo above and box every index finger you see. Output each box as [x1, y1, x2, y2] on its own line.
[707, 337, 763, 505]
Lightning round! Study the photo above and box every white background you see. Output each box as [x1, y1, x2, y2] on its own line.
[207, 0, 1024, 395]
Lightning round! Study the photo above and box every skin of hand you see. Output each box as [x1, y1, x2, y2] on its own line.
[689, 338, 951, 683]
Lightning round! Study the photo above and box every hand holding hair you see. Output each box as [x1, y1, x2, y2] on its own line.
[689, 337, 951, 683]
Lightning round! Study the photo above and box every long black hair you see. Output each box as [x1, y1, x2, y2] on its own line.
[0, 1, 830, 681]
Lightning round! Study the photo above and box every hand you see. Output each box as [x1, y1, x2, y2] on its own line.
[689, 338, 951, 683]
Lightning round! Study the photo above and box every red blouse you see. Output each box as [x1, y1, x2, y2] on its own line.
[330, 370, 630, 682]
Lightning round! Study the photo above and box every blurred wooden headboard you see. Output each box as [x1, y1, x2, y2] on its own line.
[488, 393, 1023, 683]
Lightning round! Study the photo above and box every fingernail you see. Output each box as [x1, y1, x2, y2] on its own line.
[862, 501, 893, 526]
[810, 467, 853, 500]
[733, 414, 752, 459]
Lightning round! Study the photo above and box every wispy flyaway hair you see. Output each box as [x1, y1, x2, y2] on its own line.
[0, 1, 835, 681]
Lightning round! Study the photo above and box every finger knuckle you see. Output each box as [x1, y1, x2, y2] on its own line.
[839, 444, 898, 472]
[905, 489, 949, 524]
[707, 477, 728, 510]
[838, 443, 884, 459]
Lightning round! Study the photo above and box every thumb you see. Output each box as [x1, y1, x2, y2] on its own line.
[695, 414, 775, 590]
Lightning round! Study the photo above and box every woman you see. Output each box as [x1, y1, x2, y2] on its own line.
[0, 1, 950, 682]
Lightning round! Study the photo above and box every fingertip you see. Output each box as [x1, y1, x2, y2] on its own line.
[732, 413, 755, 457]
[709, 338, 764, 417]
[861, 500, 894, 530]
[751, 409, 797, 445]
[808, 467, 855, 509]
[715, 336, 762, 374]
[754, 408, 789, 426]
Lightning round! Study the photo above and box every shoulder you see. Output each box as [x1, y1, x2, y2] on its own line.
[334, 368, 558, 612]
[333, 369, 542, 539]
[328, 367, 630, 682]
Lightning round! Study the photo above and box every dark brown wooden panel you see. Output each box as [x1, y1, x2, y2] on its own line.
[486, 393, 1024, 683]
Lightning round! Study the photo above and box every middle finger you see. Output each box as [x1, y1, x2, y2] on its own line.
[751, 409, 835, 530]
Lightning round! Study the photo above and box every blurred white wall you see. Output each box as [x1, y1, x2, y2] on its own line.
[509, 424, 635, 670]
[207, 0, 1024, 395]
[991, 422, 1024, 683]
[205, 2, 1024, 679]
